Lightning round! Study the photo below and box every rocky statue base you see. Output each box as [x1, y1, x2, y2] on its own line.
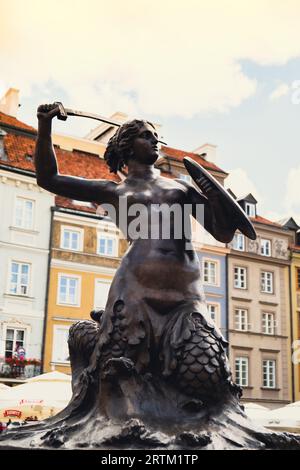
[1, 313, 300, 451]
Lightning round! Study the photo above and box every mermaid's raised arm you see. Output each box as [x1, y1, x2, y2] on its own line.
[35, 103, 117, 205]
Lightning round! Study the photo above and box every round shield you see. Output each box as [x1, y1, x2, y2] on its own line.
[183, 157, 256, 240]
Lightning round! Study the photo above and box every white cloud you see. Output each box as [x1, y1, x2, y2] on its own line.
[285, 165, 300, 217]
[269, 83, 290, 101]
[225, 168, 263, 204]
[1, 1, 300, 119]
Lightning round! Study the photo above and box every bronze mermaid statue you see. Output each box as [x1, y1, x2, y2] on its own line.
[1, 103, 299, 449]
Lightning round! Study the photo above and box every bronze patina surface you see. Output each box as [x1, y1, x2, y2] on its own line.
[1, 103, 299, 450]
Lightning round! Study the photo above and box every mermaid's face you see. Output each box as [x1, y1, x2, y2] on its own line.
[131, 123, 159, 165]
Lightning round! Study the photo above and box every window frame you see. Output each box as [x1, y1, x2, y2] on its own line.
[245, 203, 256, 218]
[51, 325, 70, 364]
[60, 225, 84, 252]
[234, 308, 249, 331]
[261, 270, 274, 294]
[4, 327, 26, 359]
[93, 278, 112, 310]
[234, 266, 247, 290]
[232, 233, 245, 251]
[207, 302, 220, 328]
[296, 268, 300, 291]
[261, 238, 272, 257]
[262, 359, 276, 389]
[179, 173, 192, 184]
[57, 273, 81, 307]
[235, 357, 249, 387]
[97, 233, 118, 257]
[262, 312, 276, 335]
[8, 260, 31, 296]
[202, 259, 219, 286]
[14, 196, 35, 230]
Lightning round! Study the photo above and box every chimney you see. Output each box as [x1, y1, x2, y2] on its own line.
[193, 143, 217, 164]
[0, 88, 20, 118]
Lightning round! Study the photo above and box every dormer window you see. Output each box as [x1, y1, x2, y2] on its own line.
[245, 202, 256, 218]
[179, 173, 192, 184]
[0, 128, 7, 161]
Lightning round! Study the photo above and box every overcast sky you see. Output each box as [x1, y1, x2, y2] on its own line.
[1, 0, 300, 223]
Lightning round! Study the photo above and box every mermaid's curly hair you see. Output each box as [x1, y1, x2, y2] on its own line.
[104, 119, 156, 173]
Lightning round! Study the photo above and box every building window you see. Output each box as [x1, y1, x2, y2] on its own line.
[232, 233, 245, 251]
[14, 197, 34, 230]
[9, 261, 30, 296]
[261, 239, 271, 257]
[245, 203, 255, 218]
[234, 267, 247, 289]
[261, 271, 274, 294]
[207, 304, 216, 322]
[262, 312, 276, 335]
[207, 303, 220, 328]
[235, 309, 249, 331]
[97, 235, 118, 257]
[0, 129, 7, 160]
[61, 227, 83, 251]
[203, 260, 218, 285]
[94, 279, 111, 310]
[58, 275, 80, 306]
[235, 357, 249, 387]
[179, 173, 192, 184]
[52, 326, 70, 363]
[263, 360, 276, 389]
[5, 328, 25, 359]
[296, 268, 300, 290]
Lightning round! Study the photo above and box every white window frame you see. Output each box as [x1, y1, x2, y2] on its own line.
[60, 225, 84, 252]
[245, 202, 255, 218]
[97, 233, 118, 257]
[234, 266, 247, 289]
[94, 278, 112, 310]
[0, 322, 31, 358]
[57, 273, 81, 307]
[232, 233, 245, 251]
[207, 303, 220, 328]
[179, 173, 192, 184]
[262, 312, 276, 335]
[51, 325, 70, 364]
[14, 196, 35, 230]
[234, 308, 249, 331]
[4, 327, 26, 359]
[262, 359, 276, 389]
[203, 259, 219, 286]
[235, 357, 249, 387]
[8, 260, 31, 296]
[261, 271, 274, 294]
[261, 239, 271, 257]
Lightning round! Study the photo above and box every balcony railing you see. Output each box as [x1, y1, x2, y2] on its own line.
[0, 358, 41, 379]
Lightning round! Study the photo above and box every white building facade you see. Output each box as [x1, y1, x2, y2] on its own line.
[0, 166, 53, 364]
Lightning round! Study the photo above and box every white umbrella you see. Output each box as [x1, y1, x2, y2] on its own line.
[243, 402, 270, 426]
[0, 371, 72, 422]
[263, 401, 300, 433]
[0, 383, 9, 391]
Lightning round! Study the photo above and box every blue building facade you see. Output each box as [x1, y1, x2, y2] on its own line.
[197, 249, 228, 340]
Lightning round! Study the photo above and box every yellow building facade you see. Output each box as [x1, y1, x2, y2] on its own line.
[291, 246, 300, 401]
[42, 207, 125, 374]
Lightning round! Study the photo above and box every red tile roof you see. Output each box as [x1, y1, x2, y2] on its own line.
[2, 132, 119, 181]
[251, 215, 282, 228]
[55, 196, 99, 214]
[0, 112, 36, 133]
[160, 145, 228, 175]
[0, 122, 120, 214]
